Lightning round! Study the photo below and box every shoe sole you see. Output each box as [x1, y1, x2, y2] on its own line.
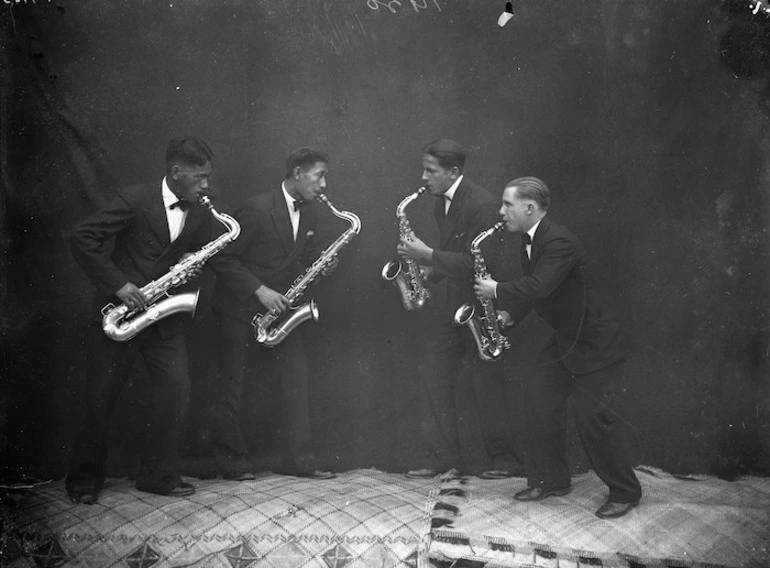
[514, 487, 571, 501]
[68, 493, 98, 505]
[479, 471, 515, 480]
[595, 501, 639, 519]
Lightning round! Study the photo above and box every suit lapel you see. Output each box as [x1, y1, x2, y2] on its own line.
[520, 239, 531, 274]
[175, 201, 204, 244]
[529, 216, 548, 267]
[271, 188, 294, 255]
[295, 202, 316, 251]
[143, 184, 172, 248]
[439, 179, 466, 248]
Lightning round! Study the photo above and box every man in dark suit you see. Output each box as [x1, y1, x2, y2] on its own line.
[66, 136, 218, 504]
[210, 147, 337, 480]
[474, 176, 642, 519]
[397, 139, 523, 480]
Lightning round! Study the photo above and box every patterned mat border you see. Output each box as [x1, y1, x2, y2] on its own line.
[423, 468, 764, 568]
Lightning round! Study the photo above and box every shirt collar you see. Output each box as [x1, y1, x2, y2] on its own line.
[527, 218, 543, 243]
[162, 178, 181, 208]
[443, 175, 463, 202]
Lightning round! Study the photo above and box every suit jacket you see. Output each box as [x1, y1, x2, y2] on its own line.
[495, 216, 627, 374]
[429, 177, 504, 321]
[211, 186, 323, 324]
[71, 182, 215, 336]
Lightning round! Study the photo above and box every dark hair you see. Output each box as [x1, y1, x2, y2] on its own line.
[422, 139, 466, 172]
[165, 136, 214, 170]
[507, 176, 551, 210]
[285, 147, 329, 179]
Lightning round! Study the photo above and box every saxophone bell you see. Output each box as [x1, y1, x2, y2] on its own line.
[253, 299, 319, 348]
[102, 290, 201, 342]
[453, 302, 506, 362]
[381, 260, 428, 311]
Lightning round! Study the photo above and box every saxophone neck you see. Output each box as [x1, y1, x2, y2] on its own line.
[199, 194, 241, 240]
[471, 221, 505, 250]
[396, 186, 427, 217]
[317, 193, 361, 234]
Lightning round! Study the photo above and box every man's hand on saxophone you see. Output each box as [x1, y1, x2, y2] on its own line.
[397, 233, 433, 264]
[255, 285, 291, 315]
[179, 252, 204, 281]
[320, 255, 339, 277]
[117, 282, 147, 311]
[496, 309, 514, 328]
[473, 275, 497, 301]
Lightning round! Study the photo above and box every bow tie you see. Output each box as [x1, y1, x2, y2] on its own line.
[293, 199, 306, 211]
[169, 200, 190, 211]
[522, 233, 532, 245]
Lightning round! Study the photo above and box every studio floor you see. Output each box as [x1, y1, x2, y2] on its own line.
[2, 467, 769, 568]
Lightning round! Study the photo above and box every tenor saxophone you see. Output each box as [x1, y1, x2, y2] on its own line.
[101, 195, 241, 342]
[381, 186, 431, 310]
[252, 193, 361, 347]
[453, 221, 511, 362]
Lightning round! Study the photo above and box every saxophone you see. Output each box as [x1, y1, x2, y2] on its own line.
[453, 221, 511, 362]
[381, 186, 431, 310]
[101, 195, 241, 342]
[252, 193, 361, 347]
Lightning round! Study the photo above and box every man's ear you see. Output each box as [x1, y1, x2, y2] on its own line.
[293, 165, 303, 179]
[170, 164, 181, 180]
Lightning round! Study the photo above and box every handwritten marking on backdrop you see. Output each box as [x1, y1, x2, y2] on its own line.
[366, 0, 441, 14]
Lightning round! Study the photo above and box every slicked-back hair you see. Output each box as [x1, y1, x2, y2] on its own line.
[165, 136, 214, 171]
[507, 176, 551, 211]
[423, 139, 466, 173]
[285, 147, 329, 179]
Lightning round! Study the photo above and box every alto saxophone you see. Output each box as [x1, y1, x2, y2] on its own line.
[252, 192, 361, 347]
[381, 186, 431, 310]
[453, 221, 511, 362]
[101, 195, 241, 342]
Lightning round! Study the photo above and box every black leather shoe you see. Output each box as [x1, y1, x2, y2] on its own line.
[137, 481, 195, 497]
[479, 469, 515, 480]
[296, 470, 336, 480]
[223, 471, 256, 481]
[405, 468, 439, 479]
[595, 499, 639, 519]
[514, 486, 571, 501]
[68, 489, 99, 505]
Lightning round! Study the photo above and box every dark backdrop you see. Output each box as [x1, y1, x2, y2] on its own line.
[1, 0, 768, 480]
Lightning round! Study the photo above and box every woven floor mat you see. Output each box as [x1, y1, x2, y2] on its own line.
[3, 469, 439, 568]
[425, 466, 770, 568]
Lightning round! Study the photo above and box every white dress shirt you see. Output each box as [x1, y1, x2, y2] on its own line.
[162, 178, 188, 242]
[442, 175, 463, 215]
[281, 182, 301, 241]
[524, 218, 542, 260]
